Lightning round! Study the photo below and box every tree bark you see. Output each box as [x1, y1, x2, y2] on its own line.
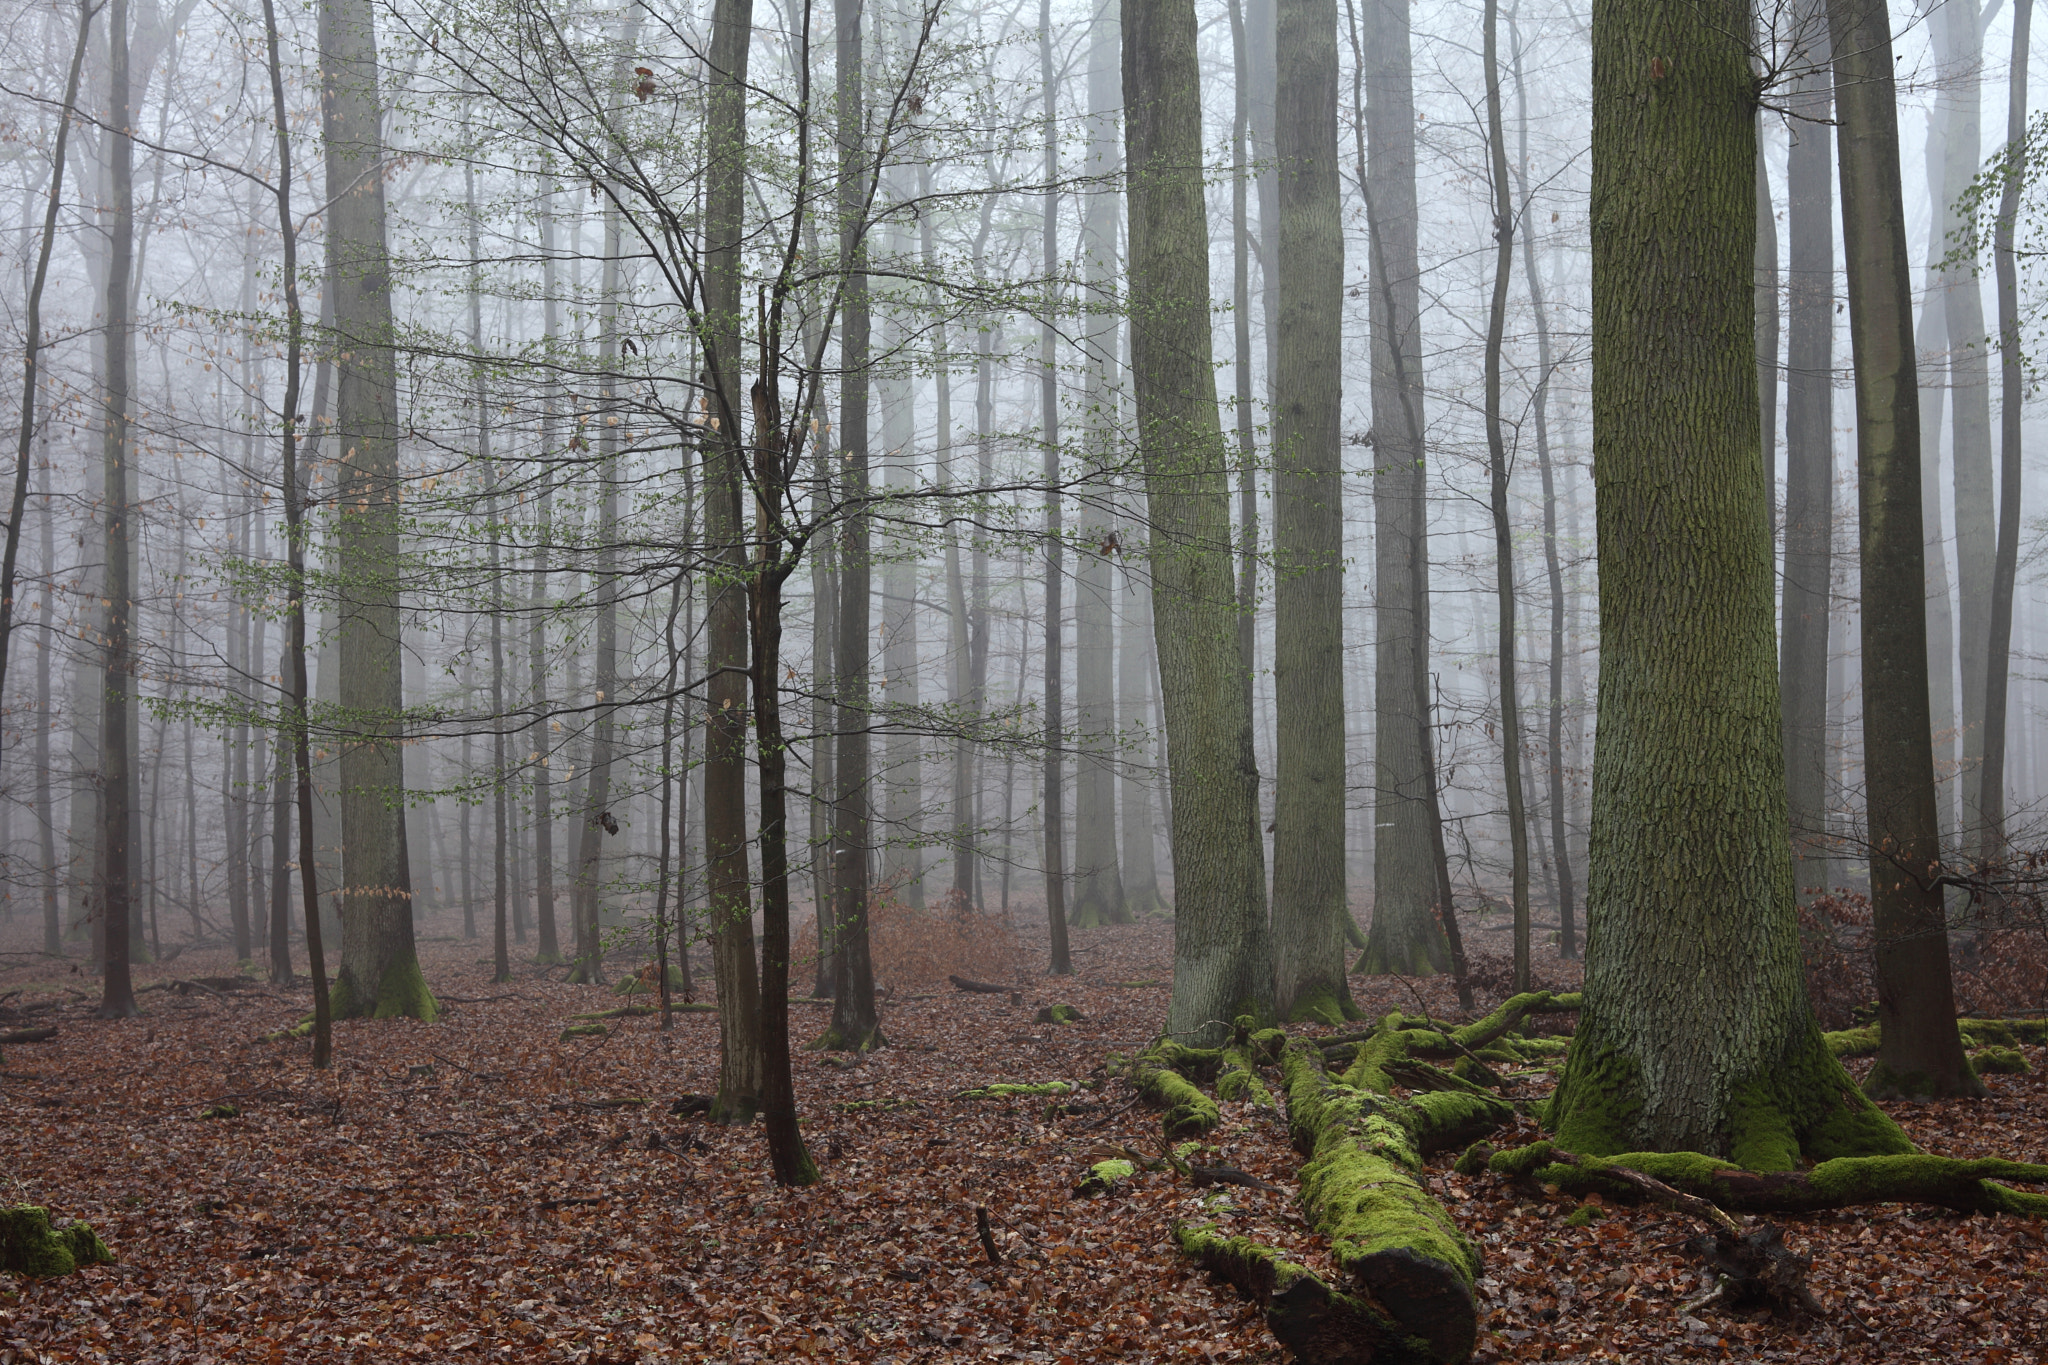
[1480, 0, 1531, 994]
[1547, 0, 1911, 1162]
[1270, 0, 1350, 1024]
[1829, 0, 1984, 1101]
[531, 172, 562, 965]
[704, 0, 763, 1111]
[1980, 0, 2032, 860]
[1040, 0, 1074, 972]
[1125, 0, 1274, 1043]
[1780, 0, 1834, 904]
[321, 0, 430, 1020]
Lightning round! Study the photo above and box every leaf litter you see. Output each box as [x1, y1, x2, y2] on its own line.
[3, 917, 2046, 1364]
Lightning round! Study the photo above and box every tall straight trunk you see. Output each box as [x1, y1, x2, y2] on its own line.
[531, 171, 561, 963]
[809, 417, 839, 990]
[1509, 11, 1575, 957]
[1479, 0, 1530, 992]
[654, 571, 683, 1027]
[1830, 0, 1982, 1100]
[460, 667, 476, 938]
[1913, 121, 1959, 835]
[1039, 0, 1073, 972]
[923, 162, 973, 908]
[878, 192, 922, 906]
[1269, 0, 1349, 1023]
[702, 0, 764, 1099]
[969, 294, 998, 913]
[1781, 1, 1834, 901]
[569, 174, 630, 986]
[1981, 0, 2032, 860]
[1125, 0, 1274, 1043]
[1072, 0, 1126, 929]
[829, 0, 883, 1052]
[321, 0, 429, 1019]
[1355, 0, 1447, 975]
[38, 458, 61, 957]
[472, 151, 509, 983]
[1548, 0, 1908, 1162]
[1229, 0, 1260, 727]
[1757, 127, 1780, 542]
[226, 470, 251, 959]
[95, 0, 139, 1019]
[1930, 0, 1996, 841]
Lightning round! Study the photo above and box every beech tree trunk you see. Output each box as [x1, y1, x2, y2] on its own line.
[1270, 0, 1350, 1024]
[321, 0, 430, 1020]
[1125, 0, 1273, 1043]
[1547, 0, 1908, 1163]
[1780, 0, 1834, 904]
[1829, 0, 1983, 1102]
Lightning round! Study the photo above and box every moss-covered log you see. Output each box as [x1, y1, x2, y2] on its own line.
[1490, 1140, 2048, 1217]
[1825, 1019, 2040, 1059]
[1131, 1040, 1225, 1137]
[1173, 1222, 1435, 1365]
[0, 1207, 113, 1277]
[1282, 1042, 1505, 1363]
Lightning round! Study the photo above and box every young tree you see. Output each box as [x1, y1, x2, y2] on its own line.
[1125, 0, 1273, 1042]
[1545, 0, 1909, 1161]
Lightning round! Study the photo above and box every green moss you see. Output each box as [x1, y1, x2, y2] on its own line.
[808, 1024, 888, 1053]
[559, 1023, 609, 1041]
[1958, 1020, 2018, 1049]
[1074, 1159, 1137, 1198]
[1285, 985, 1347, 1028]
[836, 1097, 920, 1113]
[1970, 1046, 2029, 1075]
[1823, 1025, 1881, 1058]
[200, 1104, 240, 1119]
[1546, 1038, 1643, 1156]
[1487, 1140, 1556, 1180]
[1171, 1222, 1435, 1365]
[330, 954, 439, 1023]
[0, 1208, 112, 1278]
[1133, 1043, 1221, 1138]
[1451, 991, 1558, 1051]
[1729, 1079, 1801, 1172]
[1453, 1142, 1495, 1177]
[1563, 1203, 1605, 1227]
[956, 1081, 1074, 1099]
[1035, 1004, 1084, 1025]
[1512, 1037, 1571, 1059]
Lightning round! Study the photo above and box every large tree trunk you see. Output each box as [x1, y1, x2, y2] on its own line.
[1546, 0, 1907, 1164]
[704, 0, 763, 1112]
[1358, 0, 1447, 977]
[1980, 0, 2032, 859]
[1830, 0, 1983, 1102]
[1270, 0, 1350, 1024]
[1125, 0, 1273, 1044]
[1780, 0, 1834, 905]
[1071, 0, 1126, 930]
[320, 0, 430, 1020]
[94, 0, 139, 1019]
[827, 0, 883, 1052]
[878, 203, 923, 911]
[1930, 0, 1996, 844]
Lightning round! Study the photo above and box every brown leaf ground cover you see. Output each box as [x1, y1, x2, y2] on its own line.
[3, 912, 2047, 1364]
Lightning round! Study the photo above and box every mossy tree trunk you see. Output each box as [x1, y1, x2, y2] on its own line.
[321, 0, 431, 1022]
[1546, 0, 1904, 1166]
[1270, 0, 1352, 1024]
[1124, 0, 1274, 1043]
[1828, 0, 1982, 1101]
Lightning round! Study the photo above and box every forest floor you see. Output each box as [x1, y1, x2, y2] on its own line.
[2, 909, 2046, 1364]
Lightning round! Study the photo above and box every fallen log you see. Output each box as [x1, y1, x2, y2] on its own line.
[0, 1027, 58, 1045]
[1489, 1140, 2048, 1218]
[1130, 1040, 1223, 1138]
[1174, 1223, 1436, 1365]
[947, 975, 1014, 994]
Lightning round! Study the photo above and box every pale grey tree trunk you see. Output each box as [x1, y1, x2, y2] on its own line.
[1119, 565, 1167, 912]
[321, 0, 429, 1018]
[1358, 0, 1447, 976]
[879, 202, 923, 909]
[1270, 0, 1350, 1022]
[1780, 0, 1834, 902]
[1071, 0, 1127, 928]
[1039, 0, 1073, 971]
